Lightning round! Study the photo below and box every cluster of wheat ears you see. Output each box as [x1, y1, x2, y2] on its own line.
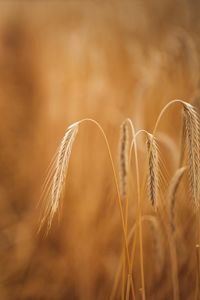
[39, 99, 200, 300]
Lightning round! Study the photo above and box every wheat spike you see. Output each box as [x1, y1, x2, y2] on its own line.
[182, 103, 200, 207]
[40, 122, 79, 231]
[119, 120, 129, 199]
[146, 134, 159, 208]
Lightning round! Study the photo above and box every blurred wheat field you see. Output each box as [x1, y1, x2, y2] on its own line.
[0, 1, 200, 299]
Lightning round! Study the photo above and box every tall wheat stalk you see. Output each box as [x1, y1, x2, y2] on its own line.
[118, 119, 135, 300]
[119, 126, 160, 300]
[130, 128, 146, 300]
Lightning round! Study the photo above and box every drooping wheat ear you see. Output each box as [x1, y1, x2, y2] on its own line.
[40, 122, 79, 231]
[182, 102, 200, 207]
[119, 120, 129, 199]
[168, 167, 186, 232]
[146, 133, 159, 208]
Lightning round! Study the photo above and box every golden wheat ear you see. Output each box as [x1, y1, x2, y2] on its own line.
[153, 99, 200, 207]
[146, 133, 160, 208]
[39, 122, 79, 232]
[118, 120, 130, 199]
[182, 102, 200, 208]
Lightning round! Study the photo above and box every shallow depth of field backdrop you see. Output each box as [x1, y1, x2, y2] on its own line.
[0, 1, 200, 300]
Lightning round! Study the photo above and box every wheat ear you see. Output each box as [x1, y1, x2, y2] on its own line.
[40, 122, 79, 231]
[182, 103, 200, 207]
[119, 120, 129, 199]
[146, 133, 159, 208]
[153, 100, 200, 207]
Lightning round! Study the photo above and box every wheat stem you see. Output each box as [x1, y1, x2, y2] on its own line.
[132, 132, 146, 300]
[195, 244, 200, 299]
[110, 215, 158, 300]
[78, 118, 135, 299]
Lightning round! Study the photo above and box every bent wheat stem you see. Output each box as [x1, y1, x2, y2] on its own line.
[78, 119, 134, 295]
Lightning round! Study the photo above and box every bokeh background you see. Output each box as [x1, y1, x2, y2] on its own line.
[0, 1, 200, 299]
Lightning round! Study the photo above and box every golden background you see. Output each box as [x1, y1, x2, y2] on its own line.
[0, 1, 199, 299]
